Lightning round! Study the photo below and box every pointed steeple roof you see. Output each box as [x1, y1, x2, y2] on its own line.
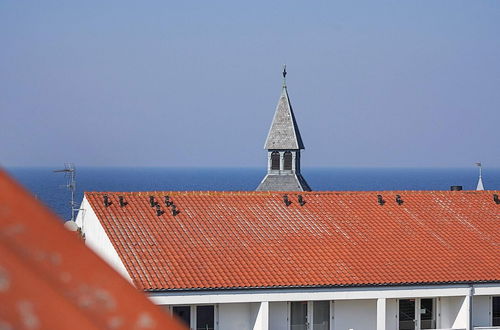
[264, 85, 305, 150]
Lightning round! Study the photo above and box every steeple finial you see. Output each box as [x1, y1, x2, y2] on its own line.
[282, 64, 287, 88]
[475, 162, 484, 191]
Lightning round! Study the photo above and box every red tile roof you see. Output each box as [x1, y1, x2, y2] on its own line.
[0, 170, 186, 329]
[85, 190, 500, 291]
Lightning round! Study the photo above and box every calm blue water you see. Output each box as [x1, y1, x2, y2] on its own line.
[5, 167, 500, 221]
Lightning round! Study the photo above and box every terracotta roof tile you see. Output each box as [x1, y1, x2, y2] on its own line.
[0, 170, 185, 329]
[86, 190, 500, 291]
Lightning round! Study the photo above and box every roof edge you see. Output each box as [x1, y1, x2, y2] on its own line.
[145, 280, 500, 293]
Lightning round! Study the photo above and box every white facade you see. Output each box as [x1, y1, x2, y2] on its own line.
[77, 201, 500, 330]
[75, 197, 132, 282]
[154, 286, 500, 330]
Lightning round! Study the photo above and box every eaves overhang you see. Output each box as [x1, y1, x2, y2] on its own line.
[144, 280, 500, 293]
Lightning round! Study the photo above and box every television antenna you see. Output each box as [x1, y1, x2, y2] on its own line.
[54, 163, 77, 221]
[475, 162, 484, 191]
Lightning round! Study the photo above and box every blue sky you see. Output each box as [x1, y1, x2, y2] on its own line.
[1, 1, 499, 168]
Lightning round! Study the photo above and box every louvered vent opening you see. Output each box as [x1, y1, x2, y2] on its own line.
[271, 151, 280, 170]
[284, 151, 292, 170]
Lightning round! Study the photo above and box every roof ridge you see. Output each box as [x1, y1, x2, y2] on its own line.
[84, 190, 500, 195]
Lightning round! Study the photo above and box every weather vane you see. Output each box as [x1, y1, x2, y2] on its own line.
[282, 64, 287, 87]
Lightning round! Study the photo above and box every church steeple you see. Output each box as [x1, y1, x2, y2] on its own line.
[256, 67, 311, 192]
[264, 78, 305, 150]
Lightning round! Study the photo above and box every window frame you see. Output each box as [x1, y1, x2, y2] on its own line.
[397, 298, 436, 330]
[288, 300, 332, 330]
[169, 304, 218, 330]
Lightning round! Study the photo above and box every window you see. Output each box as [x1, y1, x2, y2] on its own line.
[271, 151, 280, 170]
[290, 301, 330, 330]
[398, 298, 435, 330]
[290, 301, 307, 330]
[197, 305, 215, 330]
[170, 305, 215, 330]
[284, 151, 293, 170]
[420, 298, 436, 329]
[399, 299, 416, 330]
[494, 297, 500, 326]
[313, 301, 330, 330]
[172, 306, 190, 327]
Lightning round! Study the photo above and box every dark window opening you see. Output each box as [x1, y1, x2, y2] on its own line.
[271, 151, 280, 170]
[399, 299, 416, 330]
[284, 151, 292, 170]
[420, 298, 436, 329]
[290, 301, 308, 330]
[494, 297, 500, 326]
[172, 306, 190, 326]
[313, 301, 330, 330]
[196, 305, 214, 330]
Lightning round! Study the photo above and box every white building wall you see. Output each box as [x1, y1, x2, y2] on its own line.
[251, 302, 269, 330]
[333, 299, 376, 330]
[453, 295, 470, 329]
[439, 296, 464, 329]
[75, 197, 132, 282]
[218, 303, 252, 330]
[269, 302, 288, 330]
[385, 298, 398, 330]
[473, 296, 491, 327]
[250, 302, 260, 327]
[157, 296, 496, 330]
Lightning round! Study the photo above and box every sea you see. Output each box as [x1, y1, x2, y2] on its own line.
[5, 167, 500, 222]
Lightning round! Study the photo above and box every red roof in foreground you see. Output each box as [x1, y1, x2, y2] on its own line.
[0, 170, 186, 330]
[86, 190, 500, 291]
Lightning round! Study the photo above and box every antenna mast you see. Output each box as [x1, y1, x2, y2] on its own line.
[54, 163, 77, 221]
[475, 162, 484, 191]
